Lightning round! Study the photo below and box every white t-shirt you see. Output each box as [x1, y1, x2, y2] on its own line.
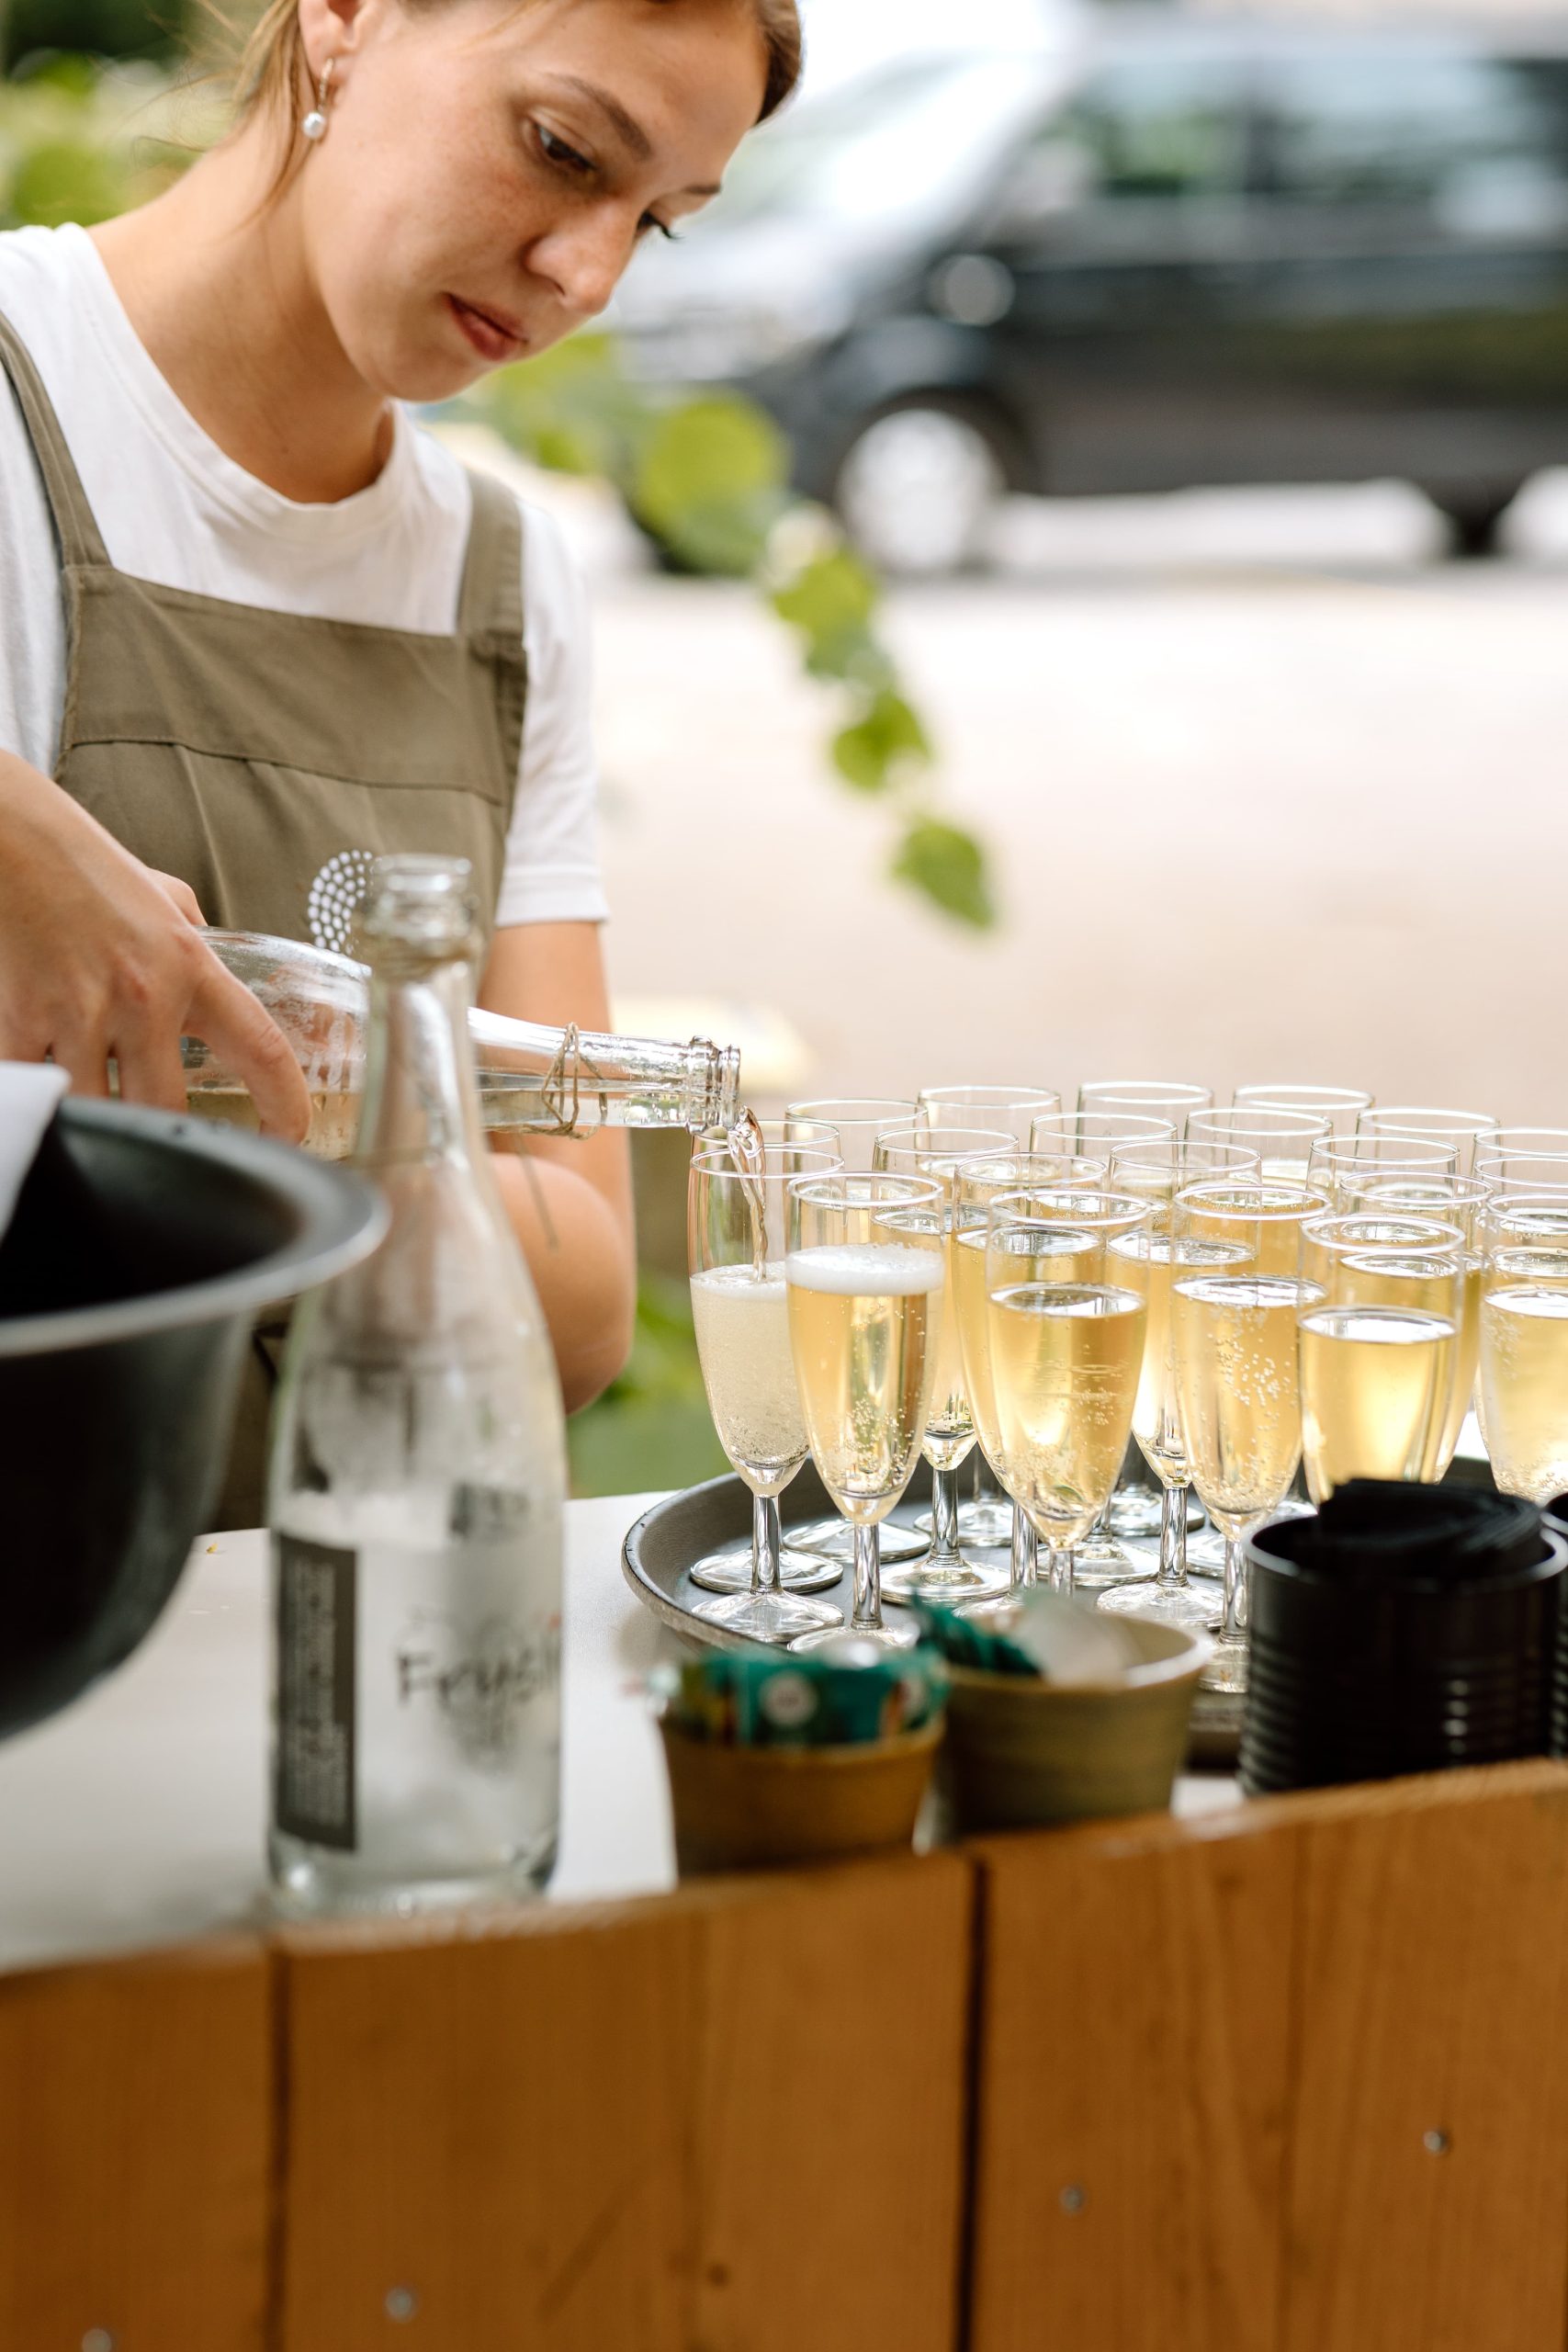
[0, 222, 607, 933]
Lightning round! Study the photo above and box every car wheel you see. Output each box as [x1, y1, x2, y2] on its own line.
[1434, 489, 1520, 560]
[834, 402, 1008, 578]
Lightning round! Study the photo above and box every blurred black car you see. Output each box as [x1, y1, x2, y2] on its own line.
[610, 17, 1568, 571]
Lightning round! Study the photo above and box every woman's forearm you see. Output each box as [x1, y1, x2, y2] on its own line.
[491, 1148, 637, 1415]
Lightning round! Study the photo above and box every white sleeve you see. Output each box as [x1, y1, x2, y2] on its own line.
[0, 366, 67, 775]
[493, 499, 609, 930]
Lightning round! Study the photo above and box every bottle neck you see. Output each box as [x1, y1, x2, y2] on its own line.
[358, 953, 489, 1170]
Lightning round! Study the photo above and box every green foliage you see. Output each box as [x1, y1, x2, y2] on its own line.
[567, 1273, 728, 1499]
[892, 819, 996, 931]
[0, 55, 200, 231]
[632, 395, 789, 577]
[471, 341, 997, 933]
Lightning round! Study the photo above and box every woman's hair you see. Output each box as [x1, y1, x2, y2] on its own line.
[237, 0, 802, 158]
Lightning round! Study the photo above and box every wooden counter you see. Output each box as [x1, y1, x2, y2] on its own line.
[0, 1499, 1562, 2350]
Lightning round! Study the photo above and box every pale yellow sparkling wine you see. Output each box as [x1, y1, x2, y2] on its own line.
[184, 1082, 360, 1161]
[1329, 1253, 1462, 1478]
[1479, 1284, 1568, 1502]
[1173, 1275, 1315, 1533]
[987, 1284, 1145, 1549]
[786, 1244, 942, 1524]
[690, 1263, 807, 1499]
[924, 1216, 973, 1471]
[1298, 1305, 1456, 1503]
[954, 1224, 1101, 1478]
[1108, 1233, 1249, 1488]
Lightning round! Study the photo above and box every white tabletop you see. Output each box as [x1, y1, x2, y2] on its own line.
[0, 1495, 1241, 1975]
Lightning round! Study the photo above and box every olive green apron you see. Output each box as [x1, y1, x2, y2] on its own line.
[0, 309, 527, 1526]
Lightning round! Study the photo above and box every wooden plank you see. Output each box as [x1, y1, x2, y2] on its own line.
[1281, 1761, 1568, 2352]
[688, 1853, 971, 2352]
[967, 1807, 1295, 2352]
[276, 1898, 703, 2351]
[0, 1937, 271, 2351]
[276, 1853, 973, 2352]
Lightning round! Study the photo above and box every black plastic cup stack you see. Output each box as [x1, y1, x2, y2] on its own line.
[1240, 1481, 1567, 1796]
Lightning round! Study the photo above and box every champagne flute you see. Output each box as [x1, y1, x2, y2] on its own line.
[946, 1153, 1104, 1554]
[709, 1116, 840, 1152]
[1097, 1228, 1253, 1632]
[781, 1098, 929, 1561]
[1475, 1128, 1568, 1183]
[1077, 1080, 1213, 1121]
[1307, 1134, 1460, 1209]
[961, 1189, 1119, 1603]
[1103, 1137, 1259, 1552]
[1030, 1109, 1175, 1164]
[1299, 1250, 1461, 1501]
[919, 1084, 1062, 1146]
[872, 1127, 1014, 1600]
[1475, 1151, 1568, 1195]
[1187, 1105, 1330, 1187]
[1301, 1212, 1467, 1295]
[1235, 1083, 1371, 1138]
[785, 1172, 946, 1652]
[1006, 1186, 1159, 1585]
[686, 1144, 847, 1641]
[1348, 1175, 1493, 1472]
[1480, 1243, 1568, 1502]
[1357, 1105, 1498, 1175]
[784, 1098, 917, 1174]
[1171, 1260, 1325, 1695]
[986, 1248, 1147, 1601]
[1171, 1178, 1324, 1689]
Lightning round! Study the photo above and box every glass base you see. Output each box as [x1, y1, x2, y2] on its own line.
[692, 1588, 843, 1645]
[786, 1517, 928, 1565]
[1096, 1578, 1222, 1634]
[688, 1543, 842, 1596]
[880, 1555, 1012, 1606]
[1068, 1529, 1146, 1588]
[913, 1498, 1013, 1546]
[789, 1614, 919, 1655]
[1201, 1632, 1249, 1695]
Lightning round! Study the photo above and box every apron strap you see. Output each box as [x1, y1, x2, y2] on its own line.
[456, 466, 524, 647]
[0, 308, 111, 573]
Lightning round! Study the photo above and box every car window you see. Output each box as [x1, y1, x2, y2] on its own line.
[1042, 56, 1250, 202]
[1261, 51, 1568, 233]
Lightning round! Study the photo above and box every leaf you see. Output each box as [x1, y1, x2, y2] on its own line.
[770, 547, 879, 641]
[632, 395, 790, 577]
[891, 820, 997, 930]
[831, 689, 933, 794]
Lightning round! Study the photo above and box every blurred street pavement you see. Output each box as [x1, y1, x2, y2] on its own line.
[581, 476, 1568, 1123]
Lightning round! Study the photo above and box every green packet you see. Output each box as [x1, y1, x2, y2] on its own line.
[908, 1600, 1042, 1679]
[658, 1641, 949, 1749]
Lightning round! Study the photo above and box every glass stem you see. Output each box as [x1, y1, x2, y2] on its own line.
[851, 1521, 884, 1634]
[1010, 1506, 1038, 1593]
[1156, 1482, 1190, 1591]
[1222, 1532, 1248, 1645]
[972, 1452, 984, 1507]
[752, 1491, 782, 1599]
[1049, 1545, 1077, 1598]
[928, 1462, 964, 1571]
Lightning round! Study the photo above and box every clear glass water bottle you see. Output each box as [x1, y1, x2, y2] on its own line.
[267, 856, 565, 1914]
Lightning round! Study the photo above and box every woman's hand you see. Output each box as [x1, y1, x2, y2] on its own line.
[0, 752, 310, 1142]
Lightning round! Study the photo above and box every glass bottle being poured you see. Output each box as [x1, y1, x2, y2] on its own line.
[173, 922, 742, 1157]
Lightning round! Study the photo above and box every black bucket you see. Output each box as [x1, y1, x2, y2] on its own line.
[1240, 1482, 1565, 1795]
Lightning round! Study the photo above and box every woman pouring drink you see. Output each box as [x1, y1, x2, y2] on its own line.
[0, 0, 802, 1510]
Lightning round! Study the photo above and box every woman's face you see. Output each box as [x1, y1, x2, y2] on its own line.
[298, 0, 767, 400]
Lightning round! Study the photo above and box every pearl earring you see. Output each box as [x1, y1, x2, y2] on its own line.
[301, 58, 334, 142]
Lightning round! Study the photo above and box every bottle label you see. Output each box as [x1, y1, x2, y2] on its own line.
[274, 1533, 358, 1850]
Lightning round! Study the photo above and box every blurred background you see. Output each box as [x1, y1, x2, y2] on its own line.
[4, 0, 1566, 1486]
